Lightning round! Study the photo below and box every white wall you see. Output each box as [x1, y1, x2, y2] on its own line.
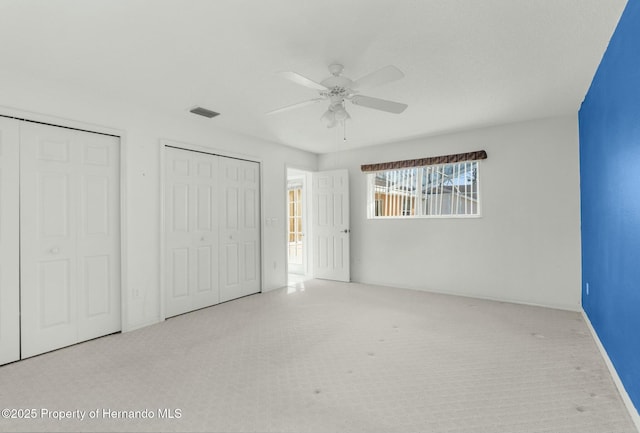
[0, 75, 317, 331]
[318, 116, 582, 310]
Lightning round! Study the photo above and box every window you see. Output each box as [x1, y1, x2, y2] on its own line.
[367, 161, 480, 218]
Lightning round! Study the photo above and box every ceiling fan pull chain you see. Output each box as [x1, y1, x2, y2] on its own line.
[343, 120, 347, 142]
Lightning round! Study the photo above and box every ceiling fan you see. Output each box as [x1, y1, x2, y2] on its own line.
[267, 63, 408, 128]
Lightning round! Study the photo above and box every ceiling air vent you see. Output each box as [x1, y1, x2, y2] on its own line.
[189, 106, 220, 118]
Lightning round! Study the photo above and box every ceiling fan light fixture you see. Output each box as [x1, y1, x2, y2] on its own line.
[334, 105, 349, 121]
[321, 109, 336, 127]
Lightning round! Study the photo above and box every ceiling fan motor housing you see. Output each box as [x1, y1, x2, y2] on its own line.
[321, 75, 354, 91]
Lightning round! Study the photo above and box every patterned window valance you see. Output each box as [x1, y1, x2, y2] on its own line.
[360, 150, 487, 172]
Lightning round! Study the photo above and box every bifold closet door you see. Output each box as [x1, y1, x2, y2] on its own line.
[165, 148, 261, 316]
[219, 157, 260, 302]
[0, 118, 20, 365]
[20, 122, 121, 359]
[165, 147, 219, 317]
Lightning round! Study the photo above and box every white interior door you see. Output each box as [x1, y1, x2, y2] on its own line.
[0, 118, 20, 365]
[312, 169, 350, 282]
[165, 147, 219, 317]
[20, 122, 120, 358]
[219, 157, 261, 302]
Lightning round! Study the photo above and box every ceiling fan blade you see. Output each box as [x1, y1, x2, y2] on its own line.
[266, 98, 324, 115]
[351, 95, 408, 114]
[278, 71, 327, 91]
[353, 65, 404, 90]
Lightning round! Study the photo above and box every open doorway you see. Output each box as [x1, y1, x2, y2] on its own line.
[285, 167, 350, 287]
[286, 168, 311, 285]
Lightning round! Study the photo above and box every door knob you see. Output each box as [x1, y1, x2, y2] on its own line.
[341, 229, 351, 234]
[50, 247, 60, 254]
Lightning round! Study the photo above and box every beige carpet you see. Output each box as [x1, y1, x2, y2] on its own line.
[0, 279, 636, 433]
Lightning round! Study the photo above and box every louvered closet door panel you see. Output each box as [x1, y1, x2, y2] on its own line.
[219, 157, 260, 302]
[20, 122, 121, 358]
[0, 117, 20, 365]
[165, 148, 219, 317]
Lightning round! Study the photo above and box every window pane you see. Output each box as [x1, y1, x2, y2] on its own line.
[372, 169, 418, 217]
[421, 161, 478, 216]
[368, 162, 479, 219]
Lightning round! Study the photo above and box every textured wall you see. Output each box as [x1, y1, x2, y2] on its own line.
[579, 0, 640, 413]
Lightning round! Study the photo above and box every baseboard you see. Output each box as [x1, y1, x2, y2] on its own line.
[582, 310, 640, 432]
[354, 278, 581, 312]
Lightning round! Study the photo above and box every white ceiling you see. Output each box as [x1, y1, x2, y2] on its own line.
[0, 0, 627, 154]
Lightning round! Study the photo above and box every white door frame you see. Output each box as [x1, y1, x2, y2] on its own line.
[159, 139, 264, 321]
[0, 105, 129, 333]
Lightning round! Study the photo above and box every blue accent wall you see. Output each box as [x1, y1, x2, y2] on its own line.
[579, 0, 640, 412]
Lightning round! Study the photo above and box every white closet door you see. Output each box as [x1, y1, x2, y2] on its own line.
[219, 158, 260, 302]
[76, 131, 121, 342]
[165, 147, 219, 317]
[0, 118, 20, 365]
[20, 122, 120, 358]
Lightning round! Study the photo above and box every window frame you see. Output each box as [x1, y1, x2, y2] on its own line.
[366, 161, 482, 219]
